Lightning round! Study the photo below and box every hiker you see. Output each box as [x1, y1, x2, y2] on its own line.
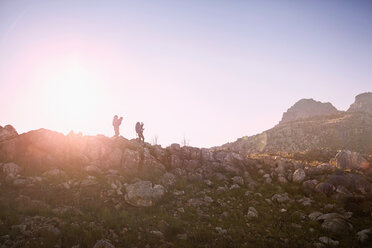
[135, 121, 145, 142]
[112, 115, 123, 137]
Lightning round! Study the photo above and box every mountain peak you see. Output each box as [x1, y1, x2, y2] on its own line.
[280, 98, 339, 124]
[348, 92, 372, 114]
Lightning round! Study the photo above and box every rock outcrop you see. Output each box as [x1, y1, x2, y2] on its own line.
[280, 98, 339, 124]
[0, 124, 18, 142]
[221, 111, 372, 155]
[348, 92, 372, 114]
[221, 93, 372, 155]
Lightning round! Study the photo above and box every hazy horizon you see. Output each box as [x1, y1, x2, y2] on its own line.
[1, 0, 371, 147]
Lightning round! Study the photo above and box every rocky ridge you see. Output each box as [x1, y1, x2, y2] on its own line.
[348, 92, 372, 114]
[280, 98, 339, 124]
[0, 125, 372, 247]
[221, 93, 372, 155]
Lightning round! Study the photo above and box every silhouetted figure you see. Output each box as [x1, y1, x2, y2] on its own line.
[135, 122, 145, 142]
[113, 115, 123, 137]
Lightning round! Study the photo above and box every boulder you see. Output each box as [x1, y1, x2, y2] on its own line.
[121, 149, 140, 175]
[315, 182, 335, 196]
[93, 239, 115, 248]
[327, 172, 372, 195]
[335, 150, 370, 170]
[0, 125, 18, 142]
[232, 176, 244, 186]
[125, 180, 165, 207]
[43, 169, 66, 177]
[84, 165, 102, 174]
[357, 229, 371, 243]
[321, 217, 353, 235]
[292, 168, 306, 182]
[271, 193, 290, 203]
[105, 147, 123, 168]
[247, 207, 258, 219]
[160, 172, 176, 187]
[2, 162, 21, 175]
[319, 237, 339, 246]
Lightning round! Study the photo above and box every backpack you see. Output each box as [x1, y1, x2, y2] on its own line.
[135, 122, 141, 133]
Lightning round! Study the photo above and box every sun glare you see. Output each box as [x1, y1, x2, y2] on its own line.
[42, 59, 103, 134]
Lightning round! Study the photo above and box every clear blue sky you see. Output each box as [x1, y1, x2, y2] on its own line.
[0, 0, 371, 147]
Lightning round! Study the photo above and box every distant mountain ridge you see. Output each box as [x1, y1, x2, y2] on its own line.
[220, 93, 372, 155]
[280, 98, 339, 124]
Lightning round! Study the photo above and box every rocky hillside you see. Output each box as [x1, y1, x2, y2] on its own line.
[222, 112, 372, 155]
[280, 99, 339, 124]
[1, 126, 372, 247]
[221, 93, 372, 155]
[348, 92, 372, 114]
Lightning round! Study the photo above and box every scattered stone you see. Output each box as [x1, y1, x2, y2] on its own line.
[232, 176, 244, 186]
[215, 227, 227, 234]
[2, 162, 21, 175]
[247, 207, 258, 219]
[84, 165, 102, 174]
[292, 168, 306, 182]
[43, 169, 66, 177]
[150, 230, 163, 237]
[308, 212, 323, 221]
[319, 236, 339, 246]
[204, 196, 214, 203]
[177, 233, 188, 240]
[271, 193, 290, 203]
[229, 184, 240, 190]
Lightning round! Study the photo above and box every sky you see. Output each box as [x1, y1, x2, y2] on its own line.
[0, 0, 371, 148]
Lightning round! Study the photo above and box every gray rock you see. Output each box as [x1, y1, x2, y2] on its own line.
[292, 168, 306, 182]
[348, 92, 372, 114]
[84, 165, 102, 174]
[357, 229, 371, 243]
[308, 211, 323, 221]
[319, 236, 339, 246]
[2, 162, 21, 175]
[271, 193, 290, 203]
[0, 125, 18, 142]
[321, 216, 353, 235]
[315, 182, 335, 196]
[335, 150, 369, 170]
[93, 239, 115, 248]
[232, 176, 244, 186]
[43, 169, 66, 177]
[125, 180, 165, 207]
[247, 207, 258, 219]
[160, 172, 176, 187]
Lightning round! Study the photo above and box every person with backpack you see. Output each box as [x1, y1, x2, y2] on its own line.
[113, 115, 123, 137]
[135, 121, 145, 142]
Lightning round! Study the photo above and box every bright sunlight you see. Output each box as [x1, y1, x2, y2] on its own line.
[41, 57, 103, 134]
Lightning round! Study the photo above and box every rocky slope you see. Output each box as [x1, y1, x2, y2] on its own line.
[280, 99, 339, 124]
[348, 92, 372, 114]
[1, 126, 372, 247]
[222, 111, 372, 155]
[221, 93, 372, 155]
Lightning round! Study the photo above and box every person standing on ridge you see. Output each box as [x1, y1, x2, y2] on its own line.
[113, 115, 123, 137]
[135, 121, 145, 142]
